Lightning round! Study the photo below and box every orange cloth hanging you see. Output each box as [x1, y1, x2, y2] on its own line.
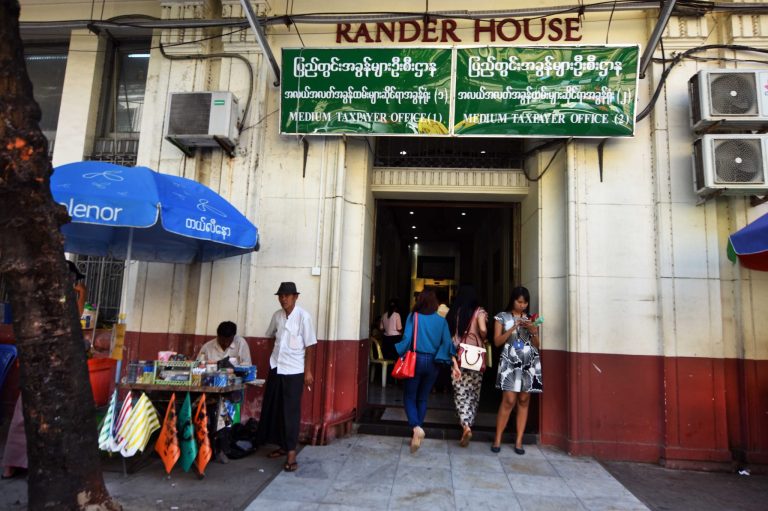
[154, 393, 180, 474]
[193, 394, 212, 475]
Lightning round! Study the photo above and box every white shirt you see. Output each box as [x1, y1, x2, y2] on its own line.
[196, 335, 252, 366]
[266, 305, 317, 375]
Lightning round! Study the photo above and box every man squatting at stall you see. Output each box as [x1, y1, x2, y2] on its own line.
[256, 282, 317, 472]
[196, 321, 252, 463]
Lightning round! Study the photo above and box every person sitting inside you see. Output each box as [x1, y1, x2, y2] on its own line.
[197, 321, 252, 366]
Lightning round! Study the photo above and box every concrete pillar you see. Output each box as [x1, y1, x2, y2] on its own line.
[51, 30, 105, 167]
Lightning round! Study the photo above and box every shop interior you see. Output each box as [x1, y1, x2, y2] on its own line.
[364, 199, 539, 437]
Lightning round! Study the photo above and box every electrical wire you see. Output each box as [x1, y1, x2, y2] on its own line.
[239, 108, 279, 133]
[636, 44, 768, 122]
[605, 0, 618, 44]
[157, 27, 248, 50]
[291, 17, 307, 47]
[521, 140, 568, 182]
[158, 43, 254, 133]
[43, 27, 249, 54]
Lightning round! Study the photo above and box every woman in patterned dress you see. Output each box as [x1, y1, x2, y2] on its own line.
[446, 285, 488, 447]
[491, 286, 542, 455]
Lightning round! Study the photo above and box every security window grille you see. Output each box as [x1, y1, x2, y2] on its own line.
[0, 257, 123, 326]
[72, 256, 125, 326]
[87, 139, 139, 166]
[374, 137, 523, 168]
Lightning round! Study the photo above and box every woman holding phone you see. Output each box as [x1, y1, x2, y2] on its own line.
[491, 286, 542, 454]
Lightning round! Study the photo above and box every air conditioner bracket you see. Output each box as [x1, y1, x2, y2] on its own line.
[696, 188, 725, 206]
[165, 136, 195, 157]
[213, 136, 236, 158]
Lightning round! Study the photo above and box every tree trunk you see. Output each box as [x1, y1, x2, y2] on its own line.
[0, 2, 120, 509]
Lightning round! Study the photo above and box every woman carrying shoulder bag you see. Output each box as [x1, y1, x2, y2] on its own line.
[446, 285, 488, 447]
[394, 289, 454, 453]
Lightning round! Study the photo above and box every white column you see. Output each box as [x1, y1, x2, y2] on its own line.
[51, 30, 105, 167]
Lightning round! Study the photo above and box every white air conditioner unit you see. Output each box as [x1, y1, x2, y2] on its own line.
[689, 70, 768, 133]
[693, 134, 768, 196]
[165, 91, 239, 156]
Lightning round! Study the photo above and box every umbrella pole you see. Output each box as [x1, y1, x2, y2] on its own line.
[113, 228, 134, 385]
[90, 258, 106, 349]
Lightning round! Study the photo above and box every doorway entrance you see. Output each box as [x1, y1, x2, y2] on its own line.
[363, 199, 539, 438]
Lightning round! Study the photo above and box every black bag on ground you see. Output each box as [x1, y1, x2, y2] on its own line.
[224, 419, 258, 459]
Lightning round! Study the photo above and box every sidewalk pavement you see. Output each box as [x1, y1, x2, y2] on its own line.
[0, 450, 286, 511]
[245, 434, 649, 511]
[3, 432, 765, 510]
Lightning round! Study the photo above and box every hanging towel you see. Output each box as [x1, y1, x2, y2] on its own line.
[118, 393, 160, 457]
[98, 390, 118, 451]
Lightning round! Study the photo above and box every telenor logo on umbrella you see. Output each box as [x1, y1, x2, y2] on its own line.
[196, 198, 227, 218]
[61, 198, 124, 222]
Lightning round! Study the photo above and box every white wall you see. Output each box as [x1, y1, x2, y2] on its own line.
[23, 1, 768, 359]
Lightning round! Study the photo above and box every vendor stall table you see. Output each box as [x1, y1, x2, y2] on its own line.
[117, 382, 246, 475]
[119, 383, 245, 393]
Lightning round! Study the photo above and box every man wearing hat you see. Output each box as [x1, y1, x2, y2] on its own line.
[256, 282, 317, 472]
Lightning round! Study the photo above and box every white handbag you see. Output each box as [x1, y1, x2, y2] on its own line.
[458, 342, 486, 372]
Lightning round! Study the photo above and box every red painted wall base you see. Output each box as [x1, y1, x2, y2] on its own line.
[541, 349, 768, 469]
[122, 331, 363, 445]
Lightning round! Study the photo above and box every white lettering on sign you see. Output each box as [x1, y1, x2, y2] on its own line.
[185, 216, 231, 240]
[284, 85, 435, 106]
[288, 111, 333, 123]
[62, 198, 123, 222]
[457, 85, 617, 106]
[463, 113, 567, 124]
[467, 54, 624, 79]
[293, 56, 439, 79]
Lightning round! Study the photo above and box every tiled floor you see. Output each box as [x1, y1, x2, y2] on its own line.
[244, 434, 649, 511]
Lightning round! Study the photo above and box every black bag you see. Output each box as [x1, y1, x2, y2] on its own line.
[224, 419, 258, 459]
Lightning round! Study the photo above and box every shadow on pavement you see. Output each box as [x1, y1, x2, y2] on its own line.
[602, 461, 768, 511]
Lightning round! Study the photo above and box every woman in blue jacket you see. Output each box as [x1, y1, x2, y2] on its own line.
[395, 289, 456, 453]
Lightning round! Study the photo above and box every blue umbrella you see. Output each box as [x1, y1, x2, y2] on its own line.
[51, 161, 259, 264]
[727, 212, 768, 272]
[52, 161, 260, 383]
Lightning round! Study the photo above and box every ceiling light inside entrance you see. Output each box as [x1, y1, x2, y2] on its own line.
[457, 226, 462, 230]
[412, 225, 416, 229]
[399, 150, 407, 155]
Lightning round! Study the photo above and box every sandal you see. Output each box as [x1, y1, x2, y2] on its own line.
[410, 426, 425, 454]
[1, 467, 20, 480]
[267, 449, 286, 459]
[459, 427, 472, 447]
[283, 461, 298, 472]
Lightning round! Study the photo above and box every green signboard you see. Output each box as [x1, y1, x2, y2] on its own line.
[281, 48, 453, 135]
[453, 46, 638, 137]
[280, 46, 639, 137]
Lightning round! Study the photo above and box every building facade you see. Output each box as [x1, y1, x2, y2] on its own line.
[14, 0, 768, 470]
